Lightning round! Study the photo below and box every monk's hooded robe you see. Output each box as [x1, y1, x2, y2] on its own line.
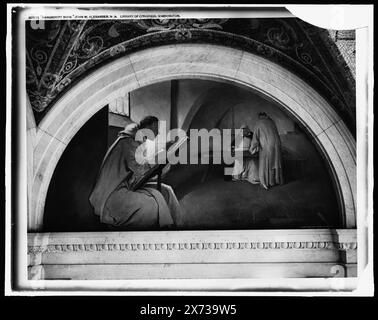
[89, 133, 174, 230]
[250, 116, 283, 188]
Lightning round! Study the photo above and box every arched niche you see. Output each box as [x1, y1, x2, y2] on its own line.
[30, 43, 356, 231]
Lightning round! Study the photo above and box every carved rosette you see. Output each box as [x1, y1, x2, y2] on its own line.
[28, 241, 357, 255]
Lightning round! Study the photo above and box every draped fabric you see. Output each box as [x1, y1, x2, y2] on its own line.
[232, 135, 259, 183]
[89, 134, 174, 230]
[251, 117, 283, 188]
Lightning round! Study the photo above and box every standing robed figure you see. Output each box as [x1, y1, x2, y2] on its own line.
[250, 112, 283, 189]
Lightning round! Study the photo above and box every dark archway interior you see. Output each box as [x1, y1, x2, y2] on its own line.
[44, 79, 342, 232]
[44, 107, 109, 231]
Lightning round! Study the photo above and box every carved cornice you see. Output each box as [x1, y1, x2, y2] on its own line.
[28, 240, 357, 255]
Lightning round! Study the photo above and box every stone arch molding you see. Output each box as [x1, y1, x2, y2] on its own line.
[30, 43, 356, 231]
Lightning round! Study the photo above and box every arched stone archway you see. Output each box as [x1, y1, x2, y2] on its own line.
[30, 43, 356, 231]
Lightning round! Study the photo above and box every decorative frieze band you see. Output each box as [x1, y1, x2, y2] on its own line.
[28, 241, 357, 255]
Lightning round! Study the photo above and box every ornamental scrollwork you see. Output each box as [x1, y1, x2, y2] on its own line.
[25, 18, 355, 131]
[132, 18, 229, 33]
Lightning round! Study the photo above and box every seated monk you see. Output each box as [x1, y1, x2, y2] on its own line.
[137, 116, 184, 226]
[89, 121, 183, 230]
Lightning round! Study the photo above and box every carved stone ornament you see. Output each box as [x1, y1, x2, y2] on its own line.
[28, 240, 357, 255]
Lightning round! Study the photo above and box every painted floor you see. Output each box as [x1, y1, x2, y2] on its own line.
[164, 164, 341, 230]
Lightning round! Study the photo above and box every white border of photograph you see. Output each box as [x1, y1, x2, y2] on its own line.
[5, 4, 374, 296]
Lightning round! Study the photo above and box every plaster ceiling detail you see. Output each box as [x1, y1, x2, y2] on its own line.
[25, 18, 355, 132]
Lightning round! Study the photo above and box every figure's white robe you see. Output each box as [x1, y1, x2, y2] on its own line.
[251, 117, 283, 188]
[232, 136, 259, 184]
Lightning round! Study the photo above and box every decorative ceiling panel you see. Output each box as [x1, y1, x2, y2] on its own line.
[25, 18, 356, 133]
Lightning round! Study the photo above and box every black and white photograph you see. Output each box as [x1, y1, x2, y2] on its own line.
[5, 4, 373, 296]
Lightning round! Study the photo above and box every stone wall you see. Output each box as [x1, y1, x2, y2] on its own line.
[28, 229, 357, 280]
